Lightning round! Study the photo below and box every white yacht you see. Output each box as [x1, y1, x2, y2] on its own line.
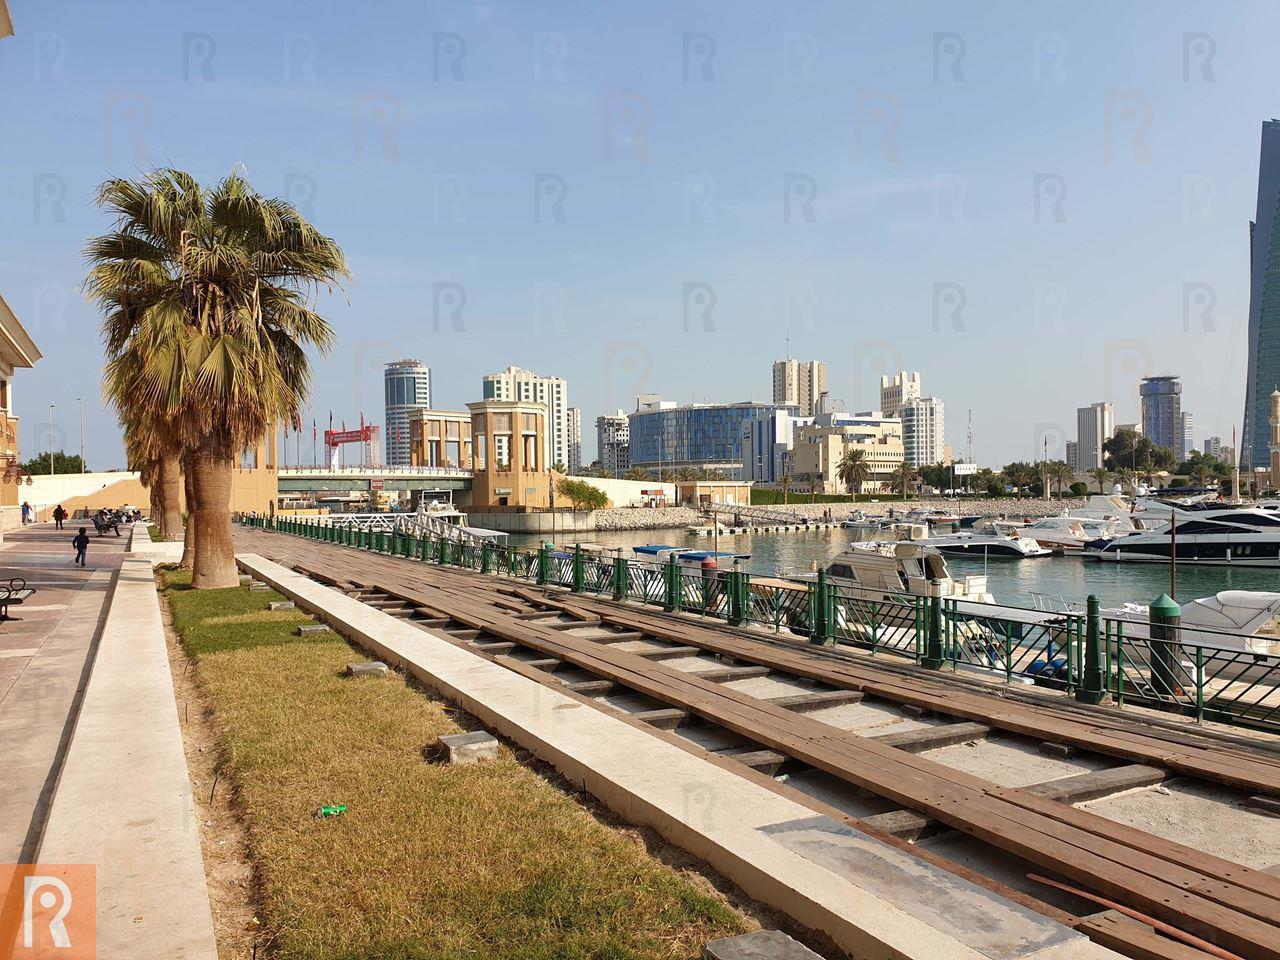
[1104, 591, 1280, 655]
[1015, 515, 1120, 553]
[917, 531, 1054, 559]
[815, 541, 995, 603]
[1084, 502, 1280, 567]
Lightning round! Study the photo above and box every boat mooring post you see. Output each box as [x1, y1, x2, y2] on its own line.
[1148, 593, 1186, 703]
[1076, 595, 1108, 705]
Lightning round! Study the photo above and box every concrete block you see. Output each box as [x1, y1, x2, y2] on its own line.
[900, 703, 931, 719]
[296, 623, 330, 636]
[1038, 741, 1077, 759]
[347, 661, 389, 679]
[704, 930, 825, 960]
[437, 730, 500, 764]
[238, 574, 252, 586]
[268, 600, 296, 612]
[248, 582, 269, 592]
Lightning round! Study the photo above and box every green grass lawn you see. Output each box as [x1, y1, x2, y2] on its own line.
[160, 569, 748, 960]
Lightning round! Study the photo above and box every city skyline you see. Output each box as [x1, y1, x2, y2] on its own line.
[1, 0, 1272, 469]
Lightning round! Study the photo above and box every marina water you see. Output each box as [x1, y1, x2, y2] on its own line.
[511, 526, 1280, 609]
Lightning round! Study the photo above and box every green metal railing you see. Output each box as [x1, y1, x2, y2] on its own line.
[239, 515, 1280, 734]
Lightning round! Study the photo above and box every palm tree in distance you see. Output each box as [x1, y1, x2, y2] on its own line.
[889, 461, 916, 500]
[1047, 461, 1074, 499]
[88, 169, 348, 587]
[836, 448, 871, 496]
[1089, 467, 1111, 494]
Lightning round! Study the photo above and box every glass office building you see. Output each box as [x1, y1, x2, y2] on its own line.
[1243, 120, 1280, 468]
[384, 359, 432, 465]
[1140, 376, 1182, 455]
[628, 401, 777, 475]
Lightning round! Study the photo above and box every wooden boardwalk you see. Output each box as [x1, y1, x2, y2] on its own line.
[235, 528, 1280, 960]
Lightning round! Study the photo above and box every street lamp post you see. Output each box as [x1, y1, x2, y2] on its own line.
[48, 402, 55, 476]
[77, 397, 84, 473]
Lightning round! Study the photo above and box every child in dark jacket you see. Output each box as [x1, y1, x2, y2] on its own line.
[72, 528, 90, 566]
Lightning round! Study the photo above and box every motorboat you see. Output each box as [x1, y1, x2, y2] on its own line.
[1084, 503, 1280, 566]
[1014, 515, 1119, 553]
[1103, 591, 1280, 655]
[843, 520, 930, 543]
[918, 531, 1053, 559]
[631, 545, 751, 570]
[808, 541, 995, 603]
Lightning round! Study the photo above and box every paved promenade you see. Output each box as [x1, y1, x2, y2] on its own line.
[0, 521, 127, 863]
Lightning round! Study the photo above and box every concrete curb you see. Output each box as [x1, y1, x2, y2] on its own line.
[239, 552, 1118, 960]
[36, 557, 217, 960]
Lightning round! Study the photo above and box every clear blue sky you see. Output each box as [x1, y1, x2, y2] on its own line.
[0, 0, 1273, 468]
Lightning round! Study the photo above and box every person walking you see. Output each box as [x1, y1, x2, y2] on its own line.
[72, 527, 90, 567]
[20, 501, 30, 525]
[53, 504, 67, 530]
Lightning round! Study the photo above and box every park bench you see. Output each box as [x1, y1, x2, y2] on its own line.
[0, 577, 36, 620]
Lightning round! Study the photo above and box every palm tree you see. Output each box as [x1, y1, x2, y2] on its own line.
[889, 461, 916, 500]
[622, 467, 648, 481]
[1047, 461, 1074, 499]
[1088, 467, 1111, 494]
[1113, 468, 1137, 495]
[88, 169, 348, 588]
[779, 473, 791, 505]
[1190, 461, 1216, 490]
[836, 448, 871, 496]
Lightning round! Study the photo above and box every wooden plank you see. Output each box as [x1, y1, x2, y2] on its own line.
[869, 722, 991, 752]
[1024, 765, 1168, 804]
[1076, 911, 1218, 960]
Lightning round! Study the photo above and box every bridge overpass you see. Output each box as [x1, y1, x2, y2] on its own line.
[276, 465, 473, 499]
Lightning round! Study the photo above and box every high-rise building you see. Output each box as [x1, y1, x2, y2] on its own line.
[1073, 401, 1115, 471]
[879, 371, 922, 418]
[772, 359, 826, 417]
[481, 366, 570, 470]
[595, 410, 630, 476]
[1065, 440, 1079, 472]
[384, 359, 432, 465]
[628, 399, 777, 475]
[1140, 375, 1183, 455]
[566, 407, 582, 474]
[1241, 121, 1280, 469]
[899, 396, 945, 467]
[741, 408, 812, 483]
[1180, 411, 1194, 461]
[1204, 436, 1226, 462]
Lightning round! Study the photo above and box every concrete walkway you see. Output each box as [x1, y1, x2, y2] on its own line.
[240, 552, 1120, 960]
[35, 555, 216, 959]
[0, 521, 127, 863]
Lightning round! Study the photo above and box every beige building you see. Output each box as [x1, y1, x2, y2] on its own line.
[789, 412, 904, 494]
[772, 359, 826, 417]
[467, 399, 550, 509]
[0, 293, 42, 519]
[408, 409, 473, 469]
[675, 479, 752, 509]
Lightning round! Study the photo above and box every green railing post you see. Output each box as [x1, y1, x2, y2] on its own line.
[809, 569, 830, 645]
[612, 556, 628, 601]
[922, 596, 944, 669]
[1077, 596, 1107, 704]
[537, 545, 549, 585]
[663, 556, 678, 613]
[1148, 594, 1185, 707]
[728, 567, 745, 626]
[572, 544, 585, 593]
[481, 542, 492, 574]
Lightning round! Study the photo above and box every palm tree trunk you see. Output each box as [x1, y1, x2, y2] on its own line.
[179, 458, 197, 569]
[159, 454, 183, 541]
[190, 451, 238, 589]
